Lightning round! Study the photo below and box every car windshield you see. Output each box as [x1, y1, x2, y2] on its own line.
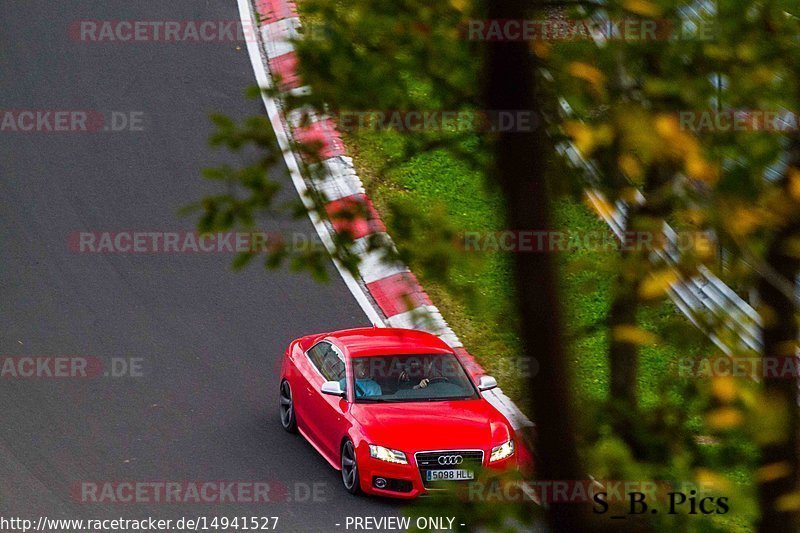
[346, 353, 479, 403]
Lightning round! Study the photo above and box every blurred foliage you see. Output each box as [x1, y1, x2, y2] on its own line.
[187, 0, 800, 530]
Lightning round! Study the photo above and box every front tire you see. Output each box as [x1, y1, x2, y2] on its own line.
[279, 380, 297, 433]
[341, 440, 361, 495]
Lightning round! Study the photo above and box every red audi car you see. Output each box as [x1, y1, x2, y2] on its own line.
[278, 327, 518, 498]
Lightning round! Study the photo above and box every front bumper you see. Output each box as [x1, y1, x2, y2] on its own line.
[355, 443, 518, 499]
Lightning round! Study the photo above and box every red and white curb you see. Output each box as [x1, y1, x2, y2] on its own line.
[236, 0, 534, 434]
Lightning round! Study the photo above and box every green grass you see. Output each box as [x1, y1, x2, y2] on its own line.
[348, 129, 711, 407]
[554, 200, 711, 409]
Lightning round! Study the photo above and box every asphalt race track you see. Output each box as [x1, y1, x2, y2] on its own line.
[0, 0, 404, 529]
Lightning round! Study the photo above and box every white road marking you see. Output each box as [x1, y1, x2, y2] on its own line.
[236, 0, 384, 327]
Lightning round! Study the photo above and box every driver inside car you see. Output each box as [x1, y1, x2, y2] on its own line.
[398, 359, 436, 389]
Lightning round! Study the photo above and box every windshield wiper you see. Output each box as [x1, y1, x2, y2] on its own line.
[424, 396, 473, 401]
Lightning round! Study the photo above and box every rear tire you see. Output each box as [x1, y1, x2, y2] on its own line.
[341, 440, 361, 495]
[279, 380, 297, 433]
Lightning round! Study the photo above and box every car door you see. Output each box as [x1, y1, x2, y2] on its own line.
[295, 341, 328, 445]
[300, 341, 348, 462]
[313, 341, 350, 459]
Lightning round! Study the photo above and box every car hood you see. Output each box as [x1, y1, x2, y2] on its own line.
[350, 398, 513, 452]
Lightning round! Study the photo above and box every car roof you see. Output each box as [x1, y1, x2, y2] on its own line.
[326, 327, 454, 357]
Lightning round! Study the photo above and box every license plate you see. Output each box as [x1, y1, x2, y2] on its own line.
[426, 469, 474, 481]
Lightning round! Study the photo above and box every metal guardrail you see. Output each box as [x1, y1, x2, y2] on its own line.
[559, 3, 765, 357]
[558, 140, 763, 357]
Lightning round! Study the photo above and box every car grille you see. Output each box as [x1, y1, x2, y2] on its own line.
[415, 450, 484, 488]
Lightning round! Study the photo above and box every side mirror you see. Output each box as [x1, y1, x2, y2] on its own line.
[321, 381, 345, 398]
[478, 375, 498, 392]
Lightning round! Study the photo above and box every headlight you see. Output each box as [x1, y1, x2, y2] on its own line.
[369, 444, 408, 464]
[489, 439, 515, 462]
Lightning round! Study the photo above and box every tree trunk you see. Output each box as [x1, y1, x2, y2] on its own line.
[608, 165, 671, 456]
[608, 224, 640, 442]
[757, 222, 800, 533]
[483, 0, 590, 530]
[757, 130, 800, 532]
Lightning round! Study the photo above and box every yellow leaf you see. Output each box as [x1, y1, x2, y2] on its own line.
[707, 407, 743, 429]
[612, 325, 659, 346]
[676, 207, 708, 228]
[777, 492, 800, 512]
[568, 62, 606, 92]
[531, 41, 551, 59]
[639, 269, 679, 299]
[620, 187, 641, 203]
[726, 207, 761, 237]
[565, 121, 596, 156]
[655, 114, 681, 140]
[752, 66, 777, 84]
[684, 208, 706, 226]
[619, 154, 644, 181]
[623, 0, 662, 17]
[711, 377, 737, 403]
[685, 153, 719, 184]
[450, 0, 470, 12]
[756, 462, 793, 483]
[595, 124, 615, 145]
[789, 168, 800, 202]
[695, 468, 731, 492]
[735, 43, 757, 62]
